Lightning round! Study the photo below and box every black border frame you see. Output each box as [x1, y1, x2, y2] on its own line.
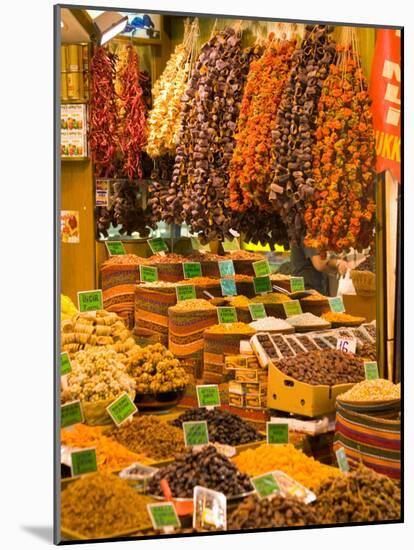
[54, 4, 404, 545]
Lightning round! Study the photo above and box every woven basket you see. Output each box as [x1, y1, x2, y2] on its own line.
[103, 284, 136, 329]
[146, 261, 184, 282]
[350, 270, 376, 297]
[134, 285, 177, 343]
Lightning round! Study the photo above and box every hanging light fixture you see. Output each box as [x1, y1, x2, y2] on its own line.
[93, 11, 128, 45]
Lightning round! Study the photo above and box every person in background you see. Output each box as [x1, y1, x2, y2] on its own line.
[290, 238, 348, 295]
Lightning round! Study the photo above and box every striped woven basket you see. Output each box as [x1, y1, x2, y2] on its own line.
[101, 263, 141, 329]
[334, 401, 401, 479]
[134, 286, 177, 343]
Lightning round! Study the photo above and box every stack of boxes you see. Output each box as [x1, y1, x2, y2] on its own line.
[225, 352, 268, 410]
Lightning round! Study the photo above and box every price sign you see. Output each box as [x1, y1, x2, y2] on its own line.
[139, 265, 158, 283]
[222, 239, 240, 253]
[253, 260, 271, 278]
[267, 422, 289, 444]
[329, 296, 345, 313]
[191, 237, 211, 254]
[61, 400, 83, 428]
[283, 300, 302, 317]
[220, 278, 237, 296]
[335, 447, 350, 473]
[105, 241, 125, 256]
[218, 259, 235, 277]
[176, 285, 196, 301]
[106, 392, 137, 427]
[251, 473, 280, 499]
[253, 276, 272, 294]
[290, 277, 305, 293]
[70, 448, 97, 477]
[148, 237, 168, 255]
[183, 262, 202, 279]
[196, 385, 221, 408]
[217, 306, 237, 324]
[248, 303, 266, 320]
[336, 338, 357, 354]
[147, 502, 180, 530]
[183, 421, 209, 446]
[61, 352, 72, 376]
[364, 361, 379, 380]
[77, 289, 103, 312]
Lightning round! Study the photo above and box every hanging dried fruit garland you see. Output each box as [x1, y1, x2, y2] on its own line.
[229, 35, 297, 212]
[303, 44, 376, 253]
[268, 25, 336, 244]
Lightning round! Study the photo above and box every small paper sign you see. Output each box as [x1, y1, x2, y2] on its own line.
[105, 241, 125, 256]
[77, 289, 103, 312]
[106, 392, 137, 427]
[61, 400, 83, 428]
[329, 296, 345, 313]
[148, 237, 168, 255]
[251, 473, 280, 499]
[196, 385, 221, 408]
[61, 352, 72, 376]
[283, 300, 302, 317]
[218, 259, 235, 277]
[267, 422, 289, 444]
[253, 260, 271, 278]
[336, 338, 357, 354]
[248, 303, 266, 320]
[290, 277, 305, 293]
[222, 239, 240, 253]
[335, 447, 350, 473]
[140, 265, 158, 283]
[183, 421, 209, 446]
[147, 502, 180, 530]
[70, 448, 97, 477]
[176, 285, 196, 301]
[217, 306, 237, 324]
[191, 237, 210, 254]
[220, 278, 237, 296]
[183, 262, 202, 279]
[253, 276, 272, 294]
[364, 361, 379, 380]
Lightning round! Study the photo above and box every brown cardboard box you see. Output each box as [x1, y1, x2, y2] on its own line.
[342, 294, 376, 322]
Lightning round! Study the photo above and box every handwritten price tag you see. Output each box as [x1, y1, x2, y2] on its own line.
[183, 421, 209, 446]
[364, 361, 379, 380]
[290, 277, 305, 292]
[329, 296, 345, 313]
[61, 352, 72, 376]
[147, 502, 180, 530]
[218, 260, 235, 277]
[105, 241, 125, 255]
[253, 276, 272, 294]
[248, 303, 266, 320]
[336, 338, 357, 354]
[217, 306, 237, 323]
[106, 392, 137, 427]
[148, 238, 168, 255]
[183, 262, 202, 279]
[77, 290, 103, 312]
[220, 278, 237, 296]
[176, 285, 196, 301]
[70, 448, 97, 477]
[196, 385, 221, 408]
[140, 265, 158, 283]
[251, 473, 280, 499]
[267, 422, 289, 444]
[253, 260, 271, 278]
[335, 447, 350, 473]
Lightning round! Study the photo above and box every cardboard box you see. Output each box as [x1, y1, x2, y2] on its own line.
[245, 394, 265, 408]
[228, 393, 245, 407]
[342, 294, 376, 322]
[228, 381, 245, 395]
[235, 369, 267, 383]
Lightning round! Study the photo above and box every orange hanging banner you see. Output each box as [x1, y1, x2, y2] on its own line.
[370, 29, 401, 183]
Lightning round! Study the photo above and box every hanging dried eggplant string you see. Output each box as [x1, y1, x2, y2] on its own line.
[303, 28, 376, 253]
[268, 25, 336, 245]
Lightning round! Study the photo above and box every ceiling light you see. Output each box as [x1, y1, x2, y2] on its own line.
[93, 12, 128, 45]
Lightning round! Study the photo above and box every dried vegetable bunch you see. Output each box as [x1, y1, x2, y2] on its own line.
[112, 180, 155, 237]
[268, 25, 336, 243]
[147, 155, 176, 224]
[89, 46, 119, 177]
[303, 37, 376, 253]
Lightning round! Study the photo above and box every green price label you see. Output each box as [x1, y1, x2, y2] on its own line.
[283, 300, 303, 317]
[183, 420, 209, 446]
[140, 265, 158, 283]
[329, 296, 345, 313]
[248, 303, 266, 320]
[290, 277, 305, 293]
[176, 285, 197, 301]
[218, 259, 235, 277]
[364, 361, 379, 380]
[77, 290, 103, 312]
[253, 276, 272, 294]
[61, 352, 72, 376]
[61, 400, 83, 428]
[253, 260, 271, 277]
[267, 422, 289, 444]
[147, 503, 180, 530]
[148, 237, 168, 254]
[217, 306, 237, 324]
[335, 447, 350, 473]
[70, 448, 97, 477]
[251, 473, 280, 499]
[196, 385, 221, 408]
[183, 262, 202, 279]
[105, 241, 125, 256]
[222, 239, 240, 253]
[220, 278, 237, 296]
[190, 237, 210, 253]
[106, 392, 137, 427]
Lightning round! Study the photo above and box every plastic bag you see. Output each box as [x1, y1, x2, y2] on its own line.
[337, 269, 356, 297]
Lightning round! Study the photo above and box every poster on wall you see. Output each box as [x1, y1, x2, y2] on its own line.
[61, 210, 80, 243]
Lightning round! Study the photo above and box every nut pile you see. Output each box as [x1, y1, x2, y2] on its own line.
[169, 299, 216, 312]
[275, 349, 365, 385]
[338, 379, 400, 402]
[171, 408, 264, 446]
[205, 323, 256, 335]
[147, 445, 253, 498]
